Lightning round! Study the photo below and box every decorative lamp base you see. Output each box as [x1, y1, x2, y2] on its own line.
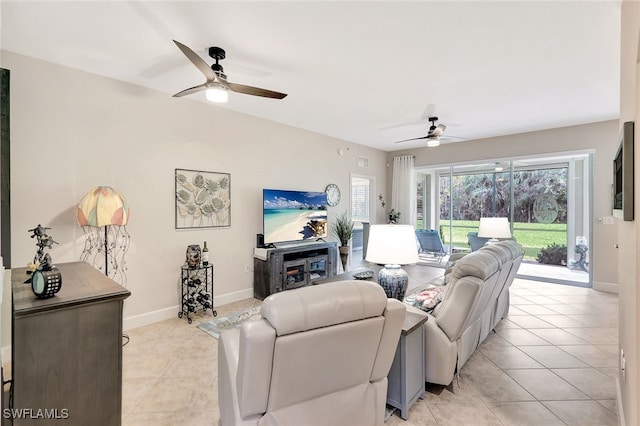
[484, 238, 499, 246]
[378, 264, 409, 301]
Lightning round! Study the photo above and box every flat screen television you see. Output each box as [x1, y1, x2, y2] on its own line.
[263, 189, 328, 245]
[613, 121, 634, 221]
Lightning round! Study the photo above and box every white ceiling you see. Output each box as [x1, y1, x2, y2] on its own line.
[0, 1, 621, 152]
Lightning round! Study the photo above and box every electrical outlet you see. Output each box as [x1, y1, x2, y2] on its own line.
[621, 349, 626, 382]
[243, 264, 253, 273]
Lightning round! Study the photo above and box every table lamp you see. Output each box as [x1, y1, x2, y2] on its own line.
[477, 217, 511, 244]
[365, 224, 419, 300]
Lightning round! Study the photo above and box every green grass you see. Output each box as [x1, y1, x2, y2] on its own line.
[424, 219, 567, 260]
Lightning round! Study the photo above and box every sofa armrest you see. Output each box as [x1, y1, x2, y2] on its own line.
[218, 328, 254, 426]
[423, 315, 457, 385]
[218, 321, 275, 426]
[371, 298, 406, 381]
[237, 320, 276, 418]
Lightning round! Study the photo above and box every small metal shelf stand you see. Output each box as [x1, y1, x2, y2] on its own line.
[179, 264, 217, 324]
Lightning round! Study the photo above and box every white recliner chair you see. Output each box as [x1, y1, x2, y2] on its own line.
[218, 280, 406, 426]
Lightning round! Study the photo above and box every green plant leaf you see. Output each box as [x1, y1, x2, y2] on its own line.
[331, 211, 354, 246]
[201, 203, 215, 216]
[219, 176, 229, 189]
[176, 190, 191, 204]
[186, 203, 197, 214]
[195, 188, 211, 205]
[211, 197, 224, 211]
[193, 174, 205, 188]
[205, 179, 219, 192]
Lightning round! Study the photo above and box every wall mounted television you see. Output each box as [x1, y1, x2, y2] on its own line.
[263, 189, 328, 246]
[613, 121, 634, 221]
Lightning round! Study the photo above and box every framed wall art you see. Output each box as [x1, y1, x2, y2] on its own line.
[613, 121, 634, 221]
[175, 168, 231, 229]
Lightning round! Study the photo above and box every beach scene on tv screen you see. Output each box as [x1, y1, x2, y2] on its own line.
[263, 189, 328, 244]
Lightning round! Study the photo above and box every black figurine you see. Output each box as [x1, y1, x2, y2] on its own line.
[28, 224, 58, 272]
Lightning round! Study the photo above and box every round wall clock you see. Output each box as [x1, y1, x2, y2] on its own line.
[325, 184, 341, 206]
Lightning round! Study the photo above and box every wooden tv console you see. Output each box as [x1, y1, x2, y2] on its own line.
[253, 241, 338, 300]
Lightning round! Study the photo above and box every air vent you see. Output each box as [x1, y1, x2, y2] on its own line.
[358, 156, 369, 168]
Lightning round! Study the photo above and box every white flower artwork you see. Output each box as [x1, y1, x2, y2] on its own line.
[175, 168, 231, 229]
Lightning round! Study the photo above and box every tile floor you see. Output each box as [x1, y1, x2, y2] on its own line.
[122, 276, 619, 425]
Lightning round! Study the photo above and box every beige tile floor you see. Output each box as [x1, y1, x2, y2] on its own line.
[122, 277, 619, 425]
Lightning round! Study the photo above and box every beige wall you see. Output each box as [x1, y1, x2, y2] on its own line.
[0, 51, 389, 345]
[388, 120, 620, 291]
[619, 2, 639, 425]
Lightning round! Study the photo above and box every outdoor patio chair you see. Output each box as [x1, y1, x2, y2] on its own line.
[415, 229, 447, 263]
[468, 232, 491, 252]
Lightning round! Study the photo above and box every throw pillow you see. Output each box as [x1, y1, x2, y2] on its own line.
[405, 285, 446, 313]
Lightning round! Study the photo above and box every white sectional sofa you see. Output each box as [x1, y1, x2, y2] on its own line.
[406, 240, 524, 385]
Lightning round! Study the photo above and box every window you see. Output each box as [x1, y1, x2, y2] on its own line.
[351, 181, 369, 222]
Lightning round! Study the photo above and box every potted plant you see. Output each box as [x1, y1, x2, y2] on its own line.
[332, 211, 354, 271]
[388, 209, 401, 224]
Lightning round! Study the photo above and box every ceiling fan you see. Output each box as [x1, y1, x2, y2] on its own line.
[394, 116, 450, 147]
[172, 40, 287, 103]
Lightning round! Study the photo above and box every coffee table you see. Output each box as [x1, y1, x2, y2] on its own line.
[311, 266, 380, 285]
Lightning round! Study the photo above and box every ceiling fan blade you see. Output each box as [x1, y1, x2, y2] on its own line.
[173, 83, 208, 98]
[380, 104, 438, 130]
[227, 82, 287, 99]
[421, 104, 437, 120]
[394, 135, 430, 144]
[440, 134, 465, 141]
[173, 40, 216, 81]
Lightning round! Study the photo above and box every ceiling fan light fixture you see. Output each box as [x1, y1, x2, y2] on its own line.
[426, 138, 440, 148]
[206, 86, 228, 103]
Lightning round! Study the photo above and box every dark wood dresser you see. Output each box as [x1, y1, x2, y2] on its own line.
[11, 261, 130, 425]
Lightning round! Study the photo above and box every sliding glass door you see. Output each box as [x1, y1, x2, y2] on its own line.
[416, 153, 591, 286]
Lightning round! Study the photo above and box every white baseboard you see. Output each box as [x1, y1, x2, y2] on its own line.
[212, 287, 254, 307]
[593, 280, 619, 294]
[616, 377, 626, 426]
[123, 305, 179, 331]
[123, 287, 254, 331]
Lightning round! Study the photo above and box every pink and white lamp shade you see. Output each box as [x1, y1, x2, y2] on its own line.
[365, 224, 419, 301]
[76, 186, 130, 227]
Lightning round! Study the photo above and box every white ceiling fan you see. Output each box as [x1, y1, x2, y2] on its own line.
[394, 116, 461, 147]
[172, 40, 287, 103]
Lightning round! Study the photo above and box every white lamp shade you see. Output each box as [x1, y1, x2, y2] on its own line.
[365, 224, 420, 265]
[477, 217, 511, 239]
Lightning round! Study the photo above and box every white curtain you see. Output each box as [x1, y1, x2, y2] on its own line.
[391, 155, 416, 225]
